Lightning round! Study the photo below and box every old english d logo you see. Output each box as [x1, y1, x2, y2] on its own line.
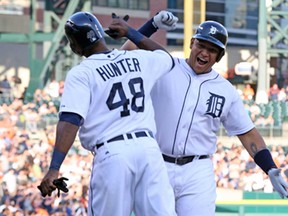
[205, 92, 225, 118]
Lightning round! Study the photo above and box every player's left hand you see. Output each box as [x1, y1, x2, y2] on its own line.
[152, 10, 178, 31]
[268, 168, 288, 198]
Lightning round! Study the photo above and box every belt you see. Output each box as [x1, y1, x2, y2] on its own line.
[162, 154, 210, 166]
[96, 131, 154, 149]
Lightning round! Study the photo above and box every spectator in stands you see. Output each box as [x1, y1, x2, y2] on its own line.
[268, 83, 280, 101]
[45, 80, 60, 99]
[11, 75, 22, 100]
[58, 81, 65, 97]
[285, 86, 288, 101]
[249, 102, 261, 121]
[38, 103, 49, 117]
[23, 107, 39, 133]
[278, 87, 287, 101]
[33, 89, 45, 105]
[0, 76, 11, 91]
[243, 84, 255, 101]
[2, 169, 17, 197]
[235, 86, 244, 100]
[0, 196, 16, 215]
[254, 114, 274, 127]
[251, 170, 265, 191]
[0, 76, 12, 104]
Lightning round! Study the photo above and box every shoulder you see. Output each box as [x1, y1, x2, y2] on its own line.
[172, 57, 183, 65]
[66, 63, 91, 79]
[209, 69, 239, 93]
[210, 69, 230, 83]
[130, 49, 169, 56]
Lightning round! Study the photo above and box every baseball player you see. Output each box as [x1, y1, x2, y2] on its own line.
[122, 17, 288, 215]
[37, 11, 178, 216]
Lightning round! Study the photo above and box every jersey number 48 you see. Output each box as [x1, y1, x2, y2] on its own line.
[106, 77, 145, 117]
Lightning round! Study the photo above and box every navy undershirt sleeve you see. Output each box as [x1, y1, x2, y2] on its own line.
[59, 112, 83, 126]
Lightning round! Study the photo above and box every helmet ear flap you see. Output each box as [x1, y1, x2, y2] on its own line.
[217, 49, 225, 62]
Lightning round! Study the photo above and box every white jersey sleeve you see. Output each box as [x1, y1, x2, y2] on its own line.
[59, 64, 91, 120]
[222, 89, 255, 136]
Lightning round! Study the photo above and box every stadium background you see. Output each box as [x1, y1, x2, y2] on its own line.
[1, 0, 288, 215]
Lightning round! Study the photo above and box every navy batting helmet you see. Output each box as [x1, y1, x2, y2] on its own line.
[65, 12, 105, 56]
[193, 20, 228, 62]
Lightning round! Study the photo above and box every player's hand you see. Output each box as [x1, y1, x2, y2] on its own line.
[268, 168, 288, 198]
[37, 169, 59, 197]
[152, 10, 178, 31]
[105, 13, 129, 39]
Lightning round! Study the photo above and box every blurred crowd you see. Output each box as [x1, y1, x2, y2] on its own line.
[239, 83, 288, 127]
[0, 80, 90, 216]
[213, 142, 288, 192]
[0, 79, 288, 215]
[239, 83, 288, 102]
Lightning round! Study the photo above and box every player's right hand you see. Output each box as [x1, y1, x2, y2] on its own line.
[268, 168, 288, 198]
[37, 169, 59, 197]
[152, 10, 178, 31]
[105, 13, 129, 39]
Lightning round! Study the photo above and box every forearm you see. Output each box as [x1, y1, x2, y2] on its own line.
[55, 121, 79, 153]
[238, 127, 267, 157]
[121, 18, 157, 51]
[125, 27, 166, 52]
[49, 121, 79, 170]
[238, 127, 277, 174]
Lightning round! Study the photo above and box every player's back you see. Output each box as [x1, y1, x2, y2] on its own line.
[59, 49, 173, 150]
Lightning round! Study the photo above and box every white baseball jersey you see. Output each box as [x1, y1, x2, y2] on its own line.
[151, 58, 255, 156]
[151, 58, 255, 216]
[59, 49, 174, 151]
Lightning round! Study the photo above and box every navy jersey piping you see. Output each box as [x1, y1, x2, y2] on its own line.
[183, 73, 220, 155]
[90, 157, 95, 215]
[169, 53, 175, 70]
[171, 59, 191, 154]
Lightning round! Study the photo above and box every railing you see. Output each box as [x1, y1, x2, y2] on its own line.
[217, 125, 283, 137]
[216, 200, 288, 216]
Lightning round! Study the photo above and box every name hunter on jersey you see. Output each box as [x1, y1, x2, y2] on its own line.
[96, 57, 141, 81]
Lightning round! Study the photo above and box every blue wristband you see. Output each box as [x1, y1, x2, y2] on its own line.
[126, 27, 144, 46]
[138, 18, 158, 37]
[254, 149, 277, 174]
[49, 149, 66, 170]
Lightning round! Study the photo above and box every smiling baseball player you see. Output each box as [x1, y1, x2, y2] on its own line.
[122, 16, 288, 216]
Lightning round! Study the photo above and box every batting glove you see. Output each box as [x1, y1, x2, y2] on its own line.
[268, 168, 288, 198]
[53, 177, 69, 197]
[152, 10, 178, 31]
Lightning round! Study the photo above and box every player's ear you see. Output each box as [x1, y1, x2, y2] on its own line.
[190, 38, 195, 49]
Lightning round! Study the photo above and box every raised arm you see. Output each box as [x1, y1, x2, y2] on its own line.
[106, 15, 163, 51]
[120, 11, 178, 51]
[106, 11, 178, 52]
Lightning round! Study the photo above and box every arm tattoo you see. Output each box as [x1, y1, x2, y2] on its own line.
[250, 142, 258, 155]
